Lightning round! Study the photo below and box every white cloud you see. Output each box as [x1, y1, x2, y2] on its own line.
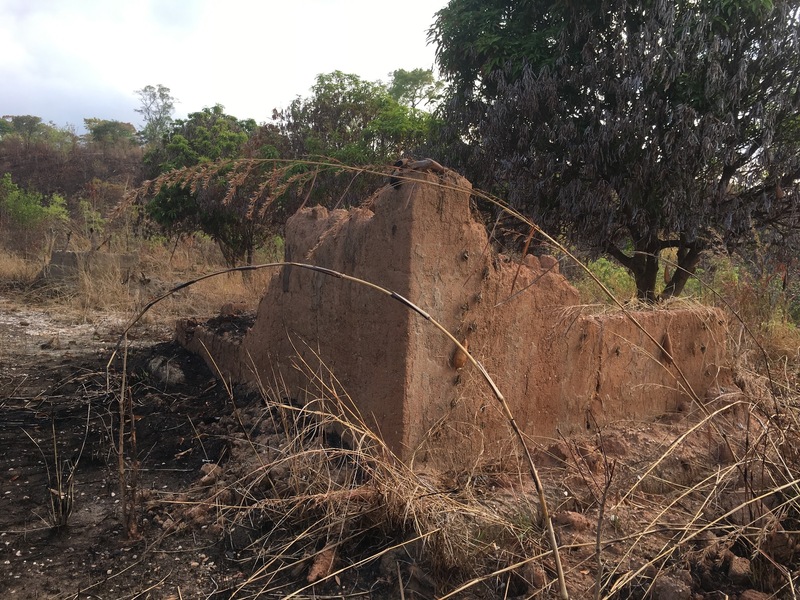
[0, 0, 447, 131]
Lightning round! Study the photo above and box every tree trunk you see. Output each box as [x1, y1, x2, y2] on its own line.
[607, 238, 661, 302]
[661, 242, 702, 300]
[632, 251, 660, 303]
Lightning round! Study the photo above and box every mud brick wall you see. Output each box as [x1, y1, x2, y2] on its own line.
[177, 170, 728, 468]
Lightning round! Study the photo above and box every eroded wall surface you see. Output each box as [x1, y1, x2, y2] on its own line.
[177, 170, 728, 468]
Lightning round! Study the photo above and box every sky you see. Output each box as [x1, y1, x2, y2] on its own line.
[0, 0, 449, 133]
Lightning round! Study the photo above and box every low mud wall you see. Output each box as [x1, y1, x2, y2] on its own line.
[177, 169, 728, 468]
[41, 250, 137, 282]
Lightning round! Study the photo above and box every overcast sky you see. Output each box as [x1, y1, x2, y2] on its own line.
[1, 0, 449, 132]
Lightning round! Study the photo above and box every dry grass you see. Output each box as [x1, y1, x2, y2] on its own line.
[153, 360, 548, 599]
[3, 163, 800, 597]
[0, 235, 274, 327]
[137, 329, 800, 598]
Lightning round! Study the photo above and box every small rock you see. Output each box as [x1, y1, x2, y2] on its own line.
[650, 574, 692, 600]
[763, 525, 796, 562]
[538, 254, 560, 273]
[220, 302, 248, 318]
[728, 555, 751, 585]
[717, 491, 774, 528]
[524, 254, 541, 270]
[536, 442, 569, 467]
[40, 335, 61, 350]
[199, 463, 221, 484]
[522, 562, 547, 588]
[147, 356, 186, 387]
[553, 511, 593, 531]
[268, 464, 288, 481]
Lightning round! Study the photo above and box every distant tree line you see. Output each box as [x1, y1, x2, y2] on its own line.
[0, 69, 440, 265]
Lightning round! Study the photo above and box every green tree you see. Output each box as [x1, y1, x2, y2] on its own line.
[278, 70, 432, 163]
[431, 0, 800, 301]
[1, 115, 46, 147]
[134, 84, 176, 146]
[83, 119, 137, 146]
[0, 173, 68, 227]
[0, 173, 68, 254]
[268, 70, 437, 209]
[144, 105, 267, 266]
[0, 115, 74, 151]
[0, 118, 12, 138]
[388, 68, 443, 110]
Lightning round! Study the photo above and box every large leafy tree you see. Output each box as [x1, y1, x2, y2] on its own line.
[431, 0, 800, 300]
[144, 104, 269, 266]
[270, 70, 438, 207]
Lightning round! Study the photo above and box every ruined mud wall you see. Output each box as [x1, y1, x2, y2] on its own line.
[177, 170, 728, 468]
[42, 250, 137, 282]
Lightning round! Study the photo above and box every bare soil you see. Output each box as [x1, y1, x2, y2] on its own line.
[0, 292, 796, 599]
[0, 295, 240, 598]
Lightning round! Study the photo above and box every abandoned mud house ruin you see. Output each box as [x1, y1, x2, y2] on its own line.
[177, 168, 728, 468]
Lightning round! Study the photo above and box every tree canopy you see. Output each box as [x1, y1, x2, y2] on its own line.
[135, 84, 176, 146]
[144, 104, 267, 266]
[83, 119, 137, 146]
[431, 0, 800, 300]
[138, 70, 440, 266]
[387, 68, 443, 110]
[276, 70, 434, 165]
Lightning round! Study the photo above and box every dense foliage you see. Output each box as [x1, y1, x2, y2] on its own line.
[0, 172, 69, 254]
[140, 71, 438, 266]
[267, 71, 437, 207]
[431, 0, 800, 300]
[143, 104, 266, 266]
[276, 71, 433, 163]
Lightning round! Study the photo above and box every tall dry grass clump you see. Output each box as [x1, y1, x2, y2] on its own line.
[0, 247, 41, 287]
[150, 357, 547, 599]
